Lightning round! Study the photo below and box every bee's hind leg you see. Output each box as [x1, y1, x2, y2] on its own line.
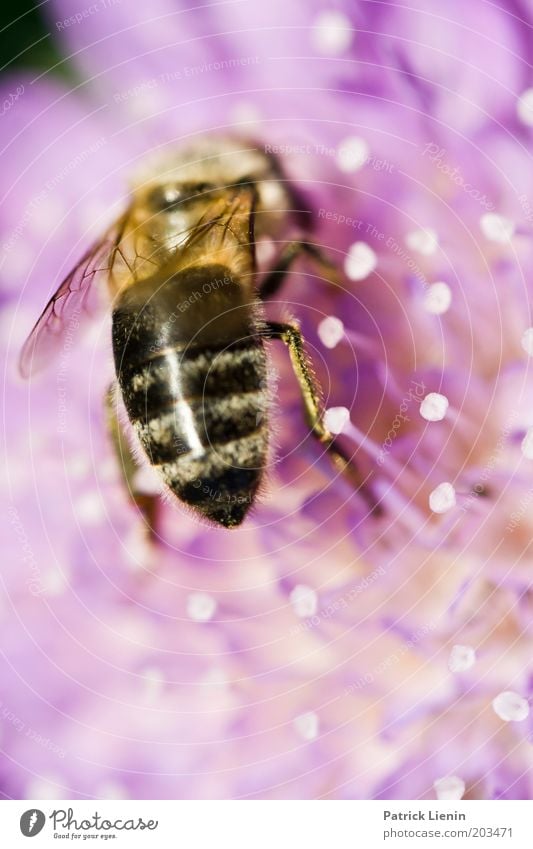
[263, 321, 381, 515]
[258, 239, 342, 301]
[104, 384, 161, 540]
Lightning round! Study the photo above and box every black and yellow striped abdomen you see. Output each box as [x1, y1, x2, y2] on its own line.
[112, 264, 269, 527]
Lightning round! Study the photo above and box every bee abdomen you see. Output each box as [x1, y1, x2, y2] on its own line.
[117, 342, 270, 527]
[133, 390, 268, 464]
[119, 343, 267, 422]
[161, 430, 268, 527]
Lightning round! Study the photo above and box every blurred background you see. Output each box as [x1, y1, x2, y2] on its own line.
[0, 1, 62, 73]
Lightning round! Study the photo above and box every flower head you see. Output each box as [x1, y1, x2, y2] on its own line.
[1, 0, 532, 800]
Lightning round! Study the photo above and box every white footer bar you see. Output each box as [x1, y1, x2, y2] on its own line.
[1, 799, 532, 848]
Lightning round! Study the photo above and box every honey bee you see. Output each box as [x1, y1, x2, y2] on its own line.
[21, 137, 373, 528]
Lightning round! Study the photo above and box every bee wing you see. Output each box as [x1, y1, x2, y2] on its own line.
[192, 186, 255, 249]
[173, 186, 256, 274]
[19, 222, 125, 379]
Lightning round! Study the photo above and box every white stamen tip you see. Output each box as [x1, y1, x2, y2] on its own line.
[141, 666, 164, 696]
[132, 464, 163, 496]
[231, 102, 261, 125]
[423, 281, 452, 315]
[26, 776, 64, 800]
[336, 136, 369, 173]
[433, 775, 465, 801]
[290, 584, 318, 618]
[293, 711, 320, 740]
[75, 492, 105, 525]
[255, 237, 276, 265]
[187, 592, 217, 622]
[0, 244, 32, 277]
[344, 241, 377, 280]
[318, 316, 345, 349]
[521, 327, 533, 356]
[98, 780, 128, 800]
[420, 392, 449, 422]
[448, 644, 476, 673]
[480, 212, 515, 244]
[311, 11, 353, 56]
[405, 228, 438, 256]
[42, 570, 67, 596]
[324, 406, 350, 435]
[521, 427, 533, 459]
[429, 482, 456, 514]
[517, 88, 533, 126]
[492, 690, 530, 722]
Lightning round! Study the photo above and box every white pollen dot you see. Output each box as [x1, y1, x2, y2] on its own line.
[336, 136, 369, 173]
[231, 101, 261, 125]
[187, 592, 217, 622]
[521, 427, 533, 459]
[98, 781, 128, 800]
[517, 88, 533, 126]
[114, 614, 151, 645]
[324, 406, 350, 435]
[124, 526, 152, 572]
[202, 667, 229, 688]
[311, 11, 353, 56]
[405, 227, 438, 256]
[75, 491, 105, 525]
[126, 88, 168, 119]
[344, 241, 377, 280]
[78, 200, 117, 235]
[318, 316, 345, 349]
[429, 482, 456, 514]
[255, 237, 276, 265]
[132, 464, 163, 496]
[492, 690, 530, 722]
[433, 775, 465, 801]
[26, 775, 65, 800]
[290, 584, 318, 618]
[260, 181, 286, 207]
[480, 212, 515, 244]
[42, 569, 68, 597]
[99, 458, 120, 482]
[0, 244, 33, 278]
[423, 281, 452, 315]
[67, 457, 90, 479]
[141, 666, 165, 700]
[448, 644, 476, 673]
[521, 327, 533, 356]
[27, 198, 66, 237]
[420, 392, 449, 422]
[293, 711, 320, 740]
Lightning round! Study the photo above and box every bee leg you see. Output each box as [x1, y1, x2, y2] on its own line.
[258, 240, 342, 301]
[104, 385, 160, 539]
[263, 321, 381, 515]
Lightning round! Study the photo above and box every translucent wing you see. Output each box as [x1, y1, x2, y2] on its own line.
[19, 222, 125, 378]
[170, 185, 256, 273]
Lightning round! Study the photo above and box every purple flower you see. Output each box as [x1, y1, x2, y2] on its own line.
[1, 0, 532, 800]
